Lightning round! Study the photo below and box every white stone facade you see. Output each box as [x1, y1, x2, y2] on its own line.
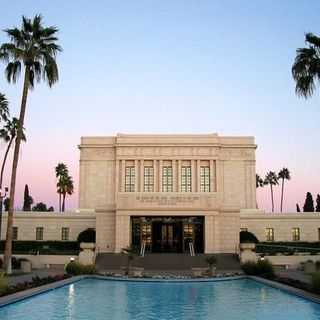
[1, 133, 319, 254]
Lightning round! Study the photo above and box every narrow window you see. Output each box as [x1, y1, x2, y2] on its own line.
[36, 227, 44, 241]
[265, 228, 274, 241]
[181, 166, 192, 192]
[12, 227, 18, 241]
[125, 166, 135, 192]
[162, 166, 173, 192]
[61, 227, 70, 241]
[292, 227, 300, 241]
[200, 166, 210, 192]
[144, 166, 154, 192]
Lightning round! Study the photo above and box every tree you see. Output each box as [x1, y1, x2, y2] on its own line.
[264, 171, 279, 212]
[55, 163, 68, 212]
[0, 118, 26, 191]
[22, 184, 33, 211]
[303, 192, 314, 212]
[278, 168, 291, 213]
[0, 15, 61, 274]
[32, 202, 48, 212]
[292, 33, 320, 98]
[296, 203, 301, 212]
[0, 93, 9, 123]
[3, 198, 9, 211]
[61, 175, 74, 212]
[316, 194, 320, 212]
[256, 174, 264, 188]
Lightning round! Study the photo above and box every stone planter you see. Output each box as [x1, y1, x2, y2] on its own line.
[209, 265, 217, 276]
[129, 267, 144, 277]
[21, 260, 32, 273]
[239, 243, 257, 263]
[191, 267, 207, 277]
[79, 242, 96, 265]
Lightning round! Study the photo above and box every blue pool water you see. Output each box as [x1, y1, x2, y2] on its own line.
[0, 278, 320, 320]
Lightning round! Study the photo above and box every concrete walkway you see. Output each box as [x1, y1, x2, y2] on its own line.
[276, 269, 312, 284]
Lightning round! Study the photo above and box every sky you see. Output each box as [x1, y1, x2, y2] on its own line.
[0, 1, 319, 212]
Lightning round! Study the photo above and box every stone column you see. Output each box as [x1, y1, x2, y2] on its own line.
[153, 159, 158, 192]
[210, 159, 214, 192]
[196, 160, 201, 192]
[178, 160, 182, 192]
[191, 160, 196, 192]
[115, 215, 130, 252]
[134, 160, 138, 192]
[159, 160, 163, 192]
[115, 160, 120, 193]
[140, 159, 144, 192]
[121, 160, 126, 192]
[172, 160, 177, 192]
[205, 215, 215, 254]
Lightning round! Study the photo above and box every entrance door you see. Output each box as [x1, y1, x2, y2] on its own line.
[152, 222, 182, 253]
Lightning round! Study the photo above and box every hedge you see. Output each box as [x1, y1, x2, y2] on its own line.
[256, 242, 320, 255]
[240, 231, 259, 244]
[0, 241, 80, 255]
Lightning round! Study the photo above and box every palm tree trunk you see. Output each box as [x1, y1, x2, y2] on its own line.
[271, 184, 274, 212]
[59, 193, 61, 212]
[4, 68, 29, 274]
[280, 178, 284, 213]
[62, 193, 66, 212]
[0, 136, 14, 189]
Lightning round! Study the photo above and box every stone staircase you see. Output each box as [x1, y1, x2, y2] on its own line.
[95, 253, 241, 272]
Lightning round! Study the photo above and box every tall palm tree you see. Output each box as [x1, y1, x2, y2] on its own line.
[61, 175, 74, 212]
[0, 93, 9, 123]
[55, 163, 68, 212]
[264, 171, 279, 213]
[0, 118, 26, 189]
[255, 174, 264, 209]
[278, 168, 291, 213]
[0, 15, 61, 273]
[292, 33, 320, 98]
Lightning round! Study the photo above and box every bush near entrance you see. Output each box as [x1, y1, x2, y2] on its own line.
[241, 260, 275, 279]
[77, 228, 96, 243]
[65, 261, 95, 275]
[240, 231, 259, 244]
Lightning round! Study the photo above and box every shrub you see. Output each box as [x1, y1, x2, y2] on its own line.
[12, 257, 21, 269]
[0, 273, 8, 295]
[206, 255, 217, 266]
[241, 259, 275, 279]
[77, 228, 96, 243]
[65, 261, 95, 275]
[311, 272, 320, 294]
[240, 231, 259, 244]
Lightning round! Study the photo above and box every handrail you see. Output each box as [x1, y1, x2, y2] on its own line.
[189, 242, 195, 256]
[140, 241, 146, 257]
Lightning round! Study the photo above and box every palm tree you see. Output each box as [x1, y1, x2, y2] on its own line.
[55, 163, 68, 212]
[264, 171, 279, 213]
[278, 168, 291, 213]
[292, 33, 320, 98]
[0, 15, 61, 273]
[0, 93, 9, 123]
[61, 175, 74, 212]
[256, 174, 264, 188]
[0, 118, 26, 190]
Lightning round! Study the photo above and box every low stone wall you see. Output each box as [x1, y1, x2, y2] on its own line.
[0, 254, 77, 269]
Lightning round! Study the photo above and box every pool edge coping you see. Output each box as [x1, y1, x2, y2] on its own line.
[1, 274, 320, 308]
[249, 276, 320, 304]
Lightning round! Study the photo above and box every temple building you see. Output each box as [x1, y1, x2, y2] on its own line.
[1, 133, 320, 254]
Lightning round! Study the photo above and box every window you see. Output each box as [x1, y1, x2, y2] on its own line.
[144, 167, 154, 192]
[13, 227, 18, 240]
[265, 228, 274, 241]
[125, 166, 135, 192]
[61, 227, 70, 241]
[181, 166, 192, 192]
[36, 227, 44, 241]
[162, 166, 173, 192]
[240, 228, 248, 232]
[200, 166, 210, 192]
[141, 223, 152, 246]
[292, 228, 300, 241]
